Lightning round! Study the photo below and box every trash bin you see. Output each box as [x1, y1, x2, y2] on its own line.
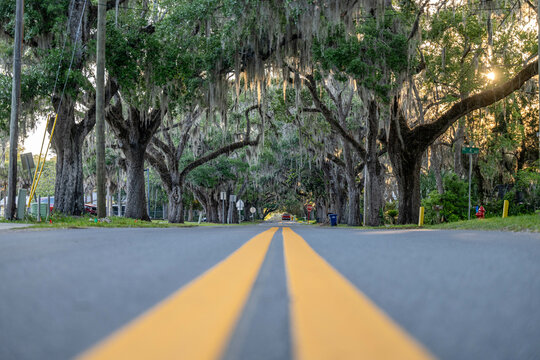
[328, 213, 337, 226]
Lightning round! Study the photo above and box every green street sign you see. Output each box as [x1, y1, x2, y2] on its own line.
[462, 147, 479, 154]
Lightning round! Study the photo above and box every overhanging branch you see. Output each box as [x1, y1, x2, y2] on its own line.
[414, 59, 538, 150]
[179, 136, 260, 182]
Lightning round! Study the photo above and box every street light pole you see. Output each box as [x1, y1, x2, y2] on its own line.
[468, 153, 472, 220]
[6, 0, 24, 220]
[96, 0, 106, 218]
[146, 169, 150, 218]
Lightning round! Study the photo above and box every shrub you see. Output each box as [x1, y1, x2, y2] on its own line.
[421, 173, 472, 224]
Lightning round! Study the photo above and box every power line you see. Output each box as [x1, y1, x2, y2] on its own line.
[52, 0, 76, 97]
[55, 0, 88, 115]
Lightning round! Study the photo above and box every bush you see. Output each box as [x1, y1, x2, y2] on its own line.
[383, 202, 398, 224]
[484, 168, 540, 217]
[421, 173, 472, 224]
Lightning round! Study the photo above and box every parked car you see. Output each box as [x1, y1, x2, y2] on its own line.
[84, 204, 97, 215]
[282, 213, 291, 221]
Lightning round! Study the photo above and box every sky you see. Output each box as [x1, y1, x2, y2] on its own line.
[22, 118, 54, 158]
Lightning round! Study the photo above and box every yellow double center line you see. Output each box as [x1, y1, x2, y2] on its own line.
[283, 227, 433, 360]
[78, 227, 278, 360]
[79, 227, 433, 360]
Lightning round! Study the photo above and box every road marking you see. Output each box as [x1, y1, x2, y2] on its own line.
[282, 227, 434, 360]
[78, 227, 278, 360]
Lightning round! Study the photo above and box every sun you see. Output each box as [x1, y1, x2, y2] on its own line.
[485, 71, 496, 81]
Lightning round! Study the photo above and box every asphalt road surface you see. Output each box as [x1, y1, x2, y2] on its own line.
[1, 225, 539, 359]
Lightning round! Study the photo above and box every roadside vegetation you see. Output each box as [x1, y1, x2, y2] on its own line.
[428, 214, 540, 232]
[0, 214, 265, 229]
[336, 213, 540, 232]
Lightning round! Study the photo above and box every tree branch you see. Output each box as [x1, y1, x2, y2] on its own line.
[176, 107, 201, 160]
[80, 80, 119, 138]
[245, 104, 259, 140]
[408, 0, 429, 41]
[150, 137, 173, 158]
[179, 137, 260, 182]
[524, 0, 537, 13]
[105, 96, 129, 138]
[304, 74, 367, 159]
[146, 147, 172, 191]
[140, 108, 164, 145]
[326, 153, 345, 168]
[414, 59, 538, 150]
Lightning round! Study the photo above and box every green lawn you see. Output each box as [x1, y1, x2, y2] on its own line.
[334, 213, 540, 232]
[25, 216, 194, 229]
[2, 213, 538, 232]
[0, 215, 264, 229]
[428, 214, 540, 232]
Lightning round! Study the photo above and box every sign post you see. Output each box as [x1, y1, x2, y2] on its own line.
[306, 204, 313, 222]
[20, 153, 35, 181]
[537, 132, 540, 166]
[220, 191, 226, 224]
[250, 206, 256, 221]
[462, 147, 479, 220]
[236, 199, 244, 223]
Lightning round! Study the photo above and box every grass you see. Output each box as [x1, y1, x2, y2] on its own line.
[2, 213, 538, 232]
[428, 214, 540, 232]
[333, 213, 540, 232]
[0, 214, 266, 229]
[1, 215, 192, 229]
[185, 221, 264, 227]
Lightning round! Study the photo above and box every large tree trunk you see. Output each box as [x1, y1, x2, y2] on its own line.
[209, 195, 220, 223]
[343, 144, 362, 226]
[347, 183, 362, 226]
[54, 137, 85, 215]
[106, 98, 162, 221]
[167, 184, 184, 224]
[167, 184, 184, 223]
[392, 154, 422, 224]
[388, 123, 423, 224]
[431, 145, 444, 194]
[364, 100, 384, 226]
[187, 203, 193, 222]
[388, 98, 423, 225]
[364, 159, 384, 226]
[53, 99, 85, 215]
[124, 145, 150, 221]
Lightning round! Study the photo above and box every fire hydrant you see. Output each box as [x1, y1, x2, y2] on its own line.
[475, 205, 485, 219]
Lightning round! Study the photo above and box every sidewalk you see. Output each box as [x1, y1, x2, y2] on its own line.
[0, 223, 32, 231]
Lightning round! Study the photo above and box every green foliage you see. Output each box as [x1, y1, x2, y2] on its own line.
[188, 155, 249, 188]
[493, 168, 540, 216]
[312, 10, 412, 100]
[384, 205, 398, 225]
[422, 173, 472, 224]
[0, 0, 70, 42]
[34, 159, 56, 197]
[430, 214, 540, 233]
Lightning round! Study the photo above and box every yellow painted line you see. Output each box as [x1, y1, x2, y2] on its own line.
[282, 227, 434, 360]
[78, 227, 278, 360]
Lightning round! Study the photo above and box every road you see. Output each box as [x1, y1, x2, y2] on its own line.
[1, 224, 539, 359]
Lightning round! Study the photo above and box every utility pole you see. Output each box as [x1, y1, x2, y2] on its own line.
[145, 168, 150, 218]
[96, 0, 106, 218]
[468, 152, 472, 220]
[6, 0, 24, 220]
